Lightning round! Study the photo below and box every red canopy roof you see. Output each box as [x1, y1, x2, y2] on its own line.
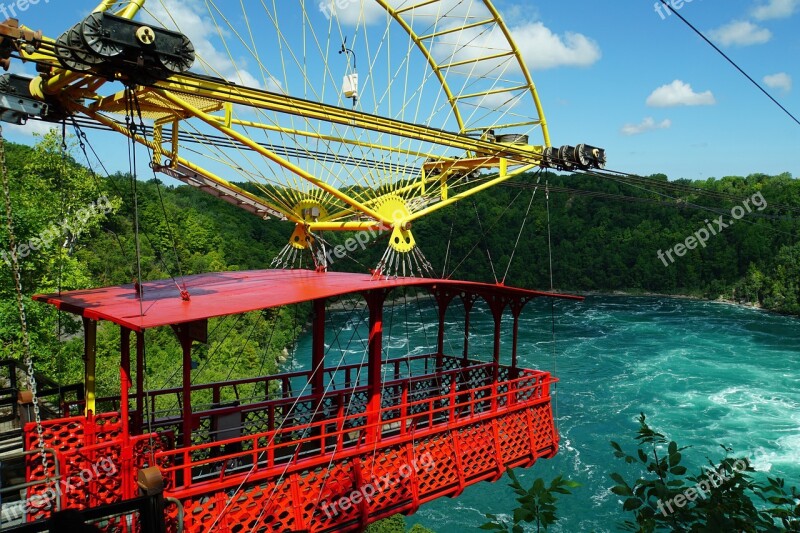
[32, 270, 582, 332]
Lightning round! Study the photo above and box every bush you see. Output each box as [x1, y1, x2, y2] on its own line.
[610, 413, 800, 532]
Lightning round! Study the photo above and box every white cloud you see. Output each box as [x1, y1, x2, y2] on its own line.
[646, 80, 716, 107]
[324, 1, 598, 77]
[621, 117, 672, 136]
[143, 0, 266, 89]
[763, 72, 792, 92]
[322, 0, 386, 25]
[433, 20, 600, 74]
[5, 120, 55, 137]
[752, 0, 800, 20]
[709, 20, 772, 47]
[322, 0, 479, 25]
[511, 22, 602, 70]
[473, 90, 524, 111]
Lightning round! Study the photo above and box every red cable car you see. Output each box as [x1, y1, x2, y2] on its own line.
[22, 269, 581, 531]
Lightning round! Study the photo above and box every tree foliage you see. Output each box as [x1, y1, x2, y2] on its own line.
[409, 170, 800, 314]
[0, 134, 298, 390]
[481, 469, 578, 532]
[365, 514, 435, 533]
[611, 413, 800, 532]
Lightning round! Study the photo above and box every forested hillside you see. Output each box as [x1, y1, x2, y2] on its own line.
[0, 133, 301, 391]
[1, 133, 798, 390]
[412, 170, 800, 313]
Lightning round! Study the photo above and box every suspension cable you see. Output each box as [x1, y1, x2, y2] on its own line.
[545, 181, 559, 429]
[502, 170, 541, 284]
[69, 118, 191, 288]
[659, 0, 800, 127]
[447, 188, 525, 279]
[56, 123, 67, 376]
[0, 126, 50, 479]
[471, 199, 498, 284]
[131, 90, 188, 290]
[442, 202, 457, 278]
[124, 86, 145, 316]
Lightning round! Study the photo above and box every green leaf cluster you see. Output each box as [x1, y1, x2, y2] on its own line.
[481, 469, 579, 532]
[610, 413, 800, 532]
[0, 133, 299, 392]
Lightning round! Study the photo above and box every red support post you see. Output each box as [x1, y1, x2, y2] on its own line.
[488, 297, 507, 412]
[135, 331, 144, 433]
[365, 290, 386, 445]
[437, 306, 446, 369]
[120, 327, 133, 500]
[511, 313, 520, 371]
[120, 327, 131, 439]
[83, 318, 97, 417]
[462, 295, 476, 366]
[509, 298, 527, 374]
[311, 298, 326, 397]
[170, 320, 207, 450]
[492, 310, 502, 366]
[312, 298, 327, 451]
[180, 336, 192, 449]
[433, 289, 454, 370]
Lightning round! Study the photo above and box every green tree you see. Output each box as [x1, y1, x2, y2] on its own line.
[610, 413, 800, 532]
[366, 514, 435, 533]
[481, 469, 578, 532]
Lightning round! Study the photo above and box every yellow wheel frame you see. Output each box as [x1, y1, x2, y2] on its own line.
[13, 0, 551, 250]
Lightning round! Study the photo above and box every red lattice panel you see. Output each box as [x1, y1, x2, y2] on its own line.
[498, 411, 532, 465]
[161, 404, 558, 532]
[26, 418, 84, 453]
[24, 441, 126, 522]
[179, 475, 299, 533]
[24, 417, 86, 522]
[414, 436, 459, 499]
[63, 442, 124, 511]
[357, 445, 413, 517]
[455, 422, 498, 480]
[300, 461, 359, 531]
[24, 413, 124, 487]
[20, 383, 558, 532]
[92, 413, 123, 443]
[528, 404, 557, 455]
[132, 433, 174, 490]
[181, 492, 225, 532]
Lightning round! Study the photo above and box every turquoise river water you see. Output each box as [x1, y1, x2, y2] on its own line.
[292, 295, 800, 532]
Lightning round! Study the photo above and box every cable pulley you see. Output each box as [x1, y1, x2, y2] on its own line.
[543, 143, 606, 171]
[54, 12, 195, 83]
[0, 73, 50, 124]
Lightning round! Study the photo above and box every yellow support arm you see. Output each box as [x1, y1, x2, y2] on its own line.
[152, 76, 543, 166]
[151, 88, 394, 226]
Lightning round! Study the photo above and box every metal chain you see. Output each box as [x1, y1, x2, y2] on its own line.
[0, 125, 50, 476]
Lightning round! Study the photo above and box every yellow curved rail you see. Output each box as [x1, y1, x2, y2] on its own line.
[19, 0, 551, 242]
[376, 0, 550, 146]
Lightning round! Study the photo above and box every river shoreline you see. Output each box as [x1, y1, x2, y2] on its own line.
[322, 284, 796, 318]
[574, 289, 777, 314]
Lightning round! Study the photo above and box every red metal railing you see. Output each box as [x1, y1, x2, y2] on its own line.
[27, 356, 558, 532]
[63, 353, 441, 419]
[153, 364, 552, 494]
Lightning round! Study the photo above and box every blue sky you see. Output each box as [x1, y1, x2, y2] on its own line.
[4, 0, 798, 182]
